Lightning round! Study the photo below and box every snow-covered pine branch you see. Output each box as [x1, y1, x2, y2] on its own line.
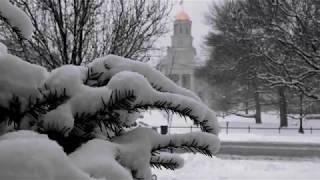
[106, 71, 219, 134]
[150, 152, 184, 170]
[149, 130, 220, 157]
[109, 127, 219, 179]
[87, 55, 202, 102]
[0, 3, 220, 179]
[0, 49, 220, 180]
[0, 131, 100, 180]
[0, 0, 33, 39]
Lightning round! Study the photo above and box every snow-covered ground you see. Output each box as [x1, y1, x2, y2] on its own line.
[142, 110, 320, 180]
[139, 110, 320, 142]
[152, 154, 320, 180]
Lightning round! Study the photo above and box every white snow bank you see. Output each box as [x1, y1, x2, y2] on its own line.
[0, 131, 99, 180]
[0, 0, 33, 39]
[153, 153, 320, 180]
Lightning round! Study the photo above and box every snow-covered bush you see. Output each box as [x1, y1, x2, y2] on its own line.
[0, 1, 220, 179]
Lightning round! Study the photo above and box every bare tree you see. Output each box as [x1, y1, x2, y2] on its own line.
[1, 0, 172, 69]
[200, 0, 320, 128]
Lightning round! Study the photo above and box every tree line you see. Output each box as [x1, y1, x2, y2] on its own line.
[197, 0, 320, 132]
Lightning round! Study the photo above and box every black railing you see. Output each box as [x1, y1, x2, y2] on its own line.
[151, 125, 320, 134]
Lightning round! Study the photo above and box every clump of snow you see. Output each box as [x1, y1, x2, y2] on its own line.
[0, 130, 47, 140]
[42, 104, 74, 136]
[70, 139, 132, 180]
[0, 54, 48, 111]
[42, 86, 112, 136]
[0, 42, 7, 55]
[44, 65, 88, 96]
[0, 131, 99, 180]
[0, 0, 34, 39]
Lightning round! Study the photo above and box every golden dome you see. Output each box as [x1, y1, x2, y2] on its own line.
[175, 10, 190, 21]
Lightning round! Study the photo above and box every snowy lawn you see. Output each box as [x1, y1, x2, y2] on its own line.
[140, 110, 320, 144]
[144, 111, 320, 180]
[152, 154, 320, 180]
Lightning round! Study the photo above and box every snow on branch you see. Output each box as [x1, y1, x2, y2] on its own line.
[150, 130, 220, 157]
[87, 55, 201, 102]
[0, 131, 98, 180]
[69, 139, 133, 180]
[109, 127, 219, 179]
[0, 0, 34, 39]
[107, 71, 219, 134]
[0, 54, 48, 112]
[69, 128, 190, 179]
[150, 152, 184, 170]
[0, 51, 220, 180]
[0, 43, 7, 55]
[40, 69, 218, 136]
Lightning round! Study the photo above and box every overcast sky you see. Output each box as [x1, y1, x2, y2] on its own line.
[156, 0, 223, 61]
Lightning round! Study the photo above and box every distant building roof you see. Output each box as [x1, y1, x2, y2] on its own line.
[175, 10, 190, 21]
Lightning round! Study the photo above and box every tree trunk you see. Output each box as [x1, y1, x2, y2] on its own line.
[245, 81, 249, 115]
[299, 94, 304, 134]
[254, 90, 262, 124]
[278, 87, 288, 127]
[245, 101, 249, 115]
[253, 80, 262, 124]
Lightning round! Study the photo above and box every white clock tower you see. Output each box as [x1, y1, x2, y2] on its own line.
[160, 10, 197, 92]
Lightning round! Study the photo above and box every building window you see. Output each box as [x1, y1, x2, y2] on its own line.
[168, 74, 179, 84]
[182, 74, 191, 89]
[174, 24, 178, 34]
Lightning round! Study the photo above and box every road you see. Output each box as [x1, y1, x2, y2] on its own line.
[218, 141, 320, 157]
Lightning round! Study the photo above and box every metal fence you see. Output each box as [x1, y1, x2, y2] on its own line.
[152, 125, 320, 135]
[221, 126, 320, 134]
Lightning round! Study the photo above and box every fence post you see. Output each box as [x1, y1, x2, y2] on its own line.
[190, 126, 192, 132]
[226, 122, 229, 134]
[311, 127, 313, 134]
[278, 127, 281, 134]
[248, 126, 250, 133]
